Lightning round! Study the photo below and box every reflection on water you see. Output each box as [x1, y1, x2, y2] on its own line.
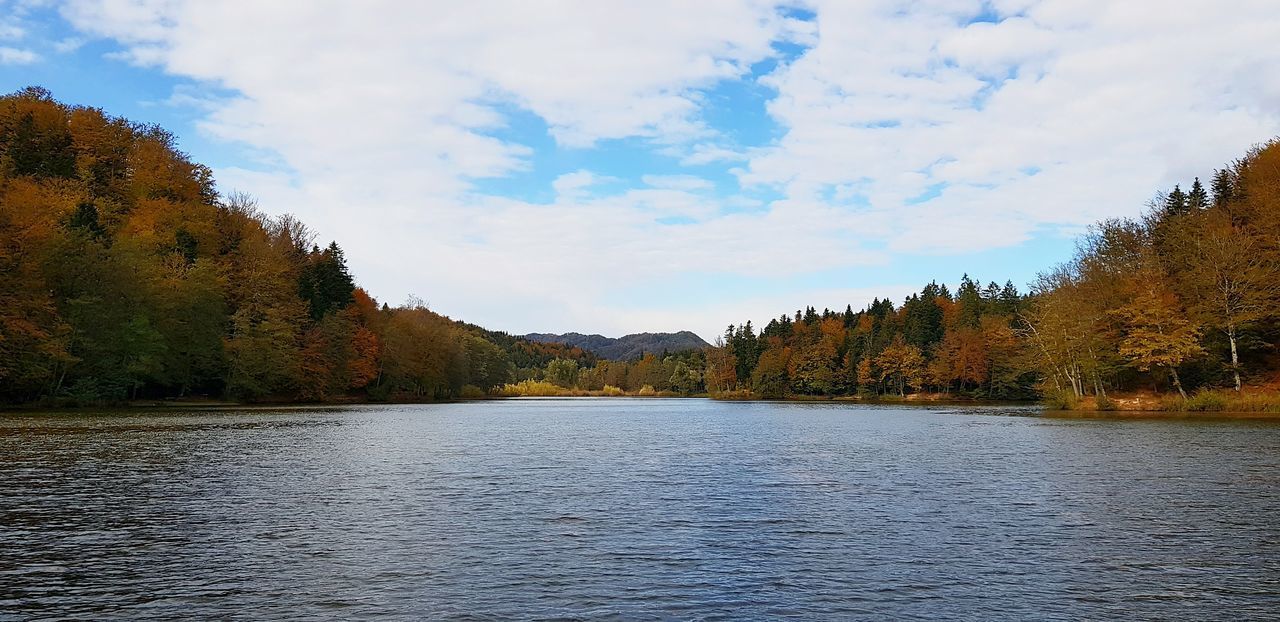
[2, 399, 1280, 619]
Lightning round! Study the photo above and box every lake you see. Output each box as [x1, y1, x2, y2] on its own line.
[3, 399, 1280, 620]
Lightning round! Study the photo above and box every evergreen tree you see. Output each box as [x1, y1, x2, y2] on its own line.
[298, 241, 356, 321]
[1211, 168, 1236, 207]
[998, 281, 1021, 316]
[1187, 177, 1208, 211]
[1163, 184, 1188, 216]
[956, 275, 983, 328]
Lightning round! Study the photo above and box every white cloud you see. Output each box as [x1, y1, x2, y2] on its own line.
[0, 23, 24, 40]
[0, 45, 38, 64]
[53, 37, 85, 53]
[54, 0, 1280, 338]
[743, 0, 1280, 253]
[641, 174, 714, 192]
[680, 143, 748, 165]
[551, 170, 613, 199]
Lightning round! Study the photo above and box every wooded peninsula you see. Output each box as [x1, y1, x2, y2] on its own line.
[3, 87, 1279, 412]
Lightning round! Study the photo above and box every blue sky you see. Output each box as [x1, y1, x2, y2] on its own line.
[3, 1, 1278, 340]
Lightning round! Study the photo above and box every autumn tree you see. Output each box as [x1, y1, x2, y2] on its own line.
[1108, 275, 1202, 398]
[751, 344, 791, 399]
[703, 340, 738, 393]
[875, 336, 925, 396]
[1166, 210, 1279, 391]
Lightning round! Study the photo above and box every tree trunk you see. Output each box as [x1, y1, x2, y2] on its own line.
[1087, 343, 1106, 398]
[1169, 366, 1187, 400]
[1227, 323, 1242, 392]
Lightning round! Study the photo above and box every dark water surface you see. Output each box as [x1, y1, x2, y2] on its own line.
[3, 399, 1280, 620]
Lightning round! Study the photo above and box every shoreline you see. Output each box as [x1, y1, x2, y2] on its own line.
[6, 393, 1280, 420]
[1043, 409, 1280, 420]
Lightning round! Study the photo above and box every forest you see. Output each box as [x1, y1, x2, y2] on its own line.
[504, 141, 1280, 409]
[2, 87, 1279, 409]
[702, 145, 1280, 409]
[0, 87, 597, 405]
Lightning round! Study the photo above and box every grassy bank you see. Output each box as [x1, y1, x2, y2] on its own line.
[1044, 389, 1280, 415]
[708, 390, 1031, 406]
[494, 380, 694, 398]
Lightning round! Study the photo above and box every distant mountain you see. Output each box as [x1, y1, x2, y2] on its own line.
[524, 331, 710, 361]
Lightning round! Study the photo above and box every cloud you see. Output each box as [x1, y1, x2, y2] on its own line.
[552, 170, 614, 199]
[0, 46, 38, 64]
[51, 0, 1280, 339]
[743, 0, 1280, 253]
[52, 37, 84, 53]
[0, 23, 24, 40]
[679, 143, 748, 165]
[641, 174, 714, 192]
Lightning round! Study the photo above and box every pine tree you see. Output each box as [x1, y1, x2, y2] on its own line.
[1163, 184, 1188, 216]
[298, 241, 356, 321]
[956, 274, 982, 328]
[1211, 168, 1236, 207]
[1187, 178, 1208, 211]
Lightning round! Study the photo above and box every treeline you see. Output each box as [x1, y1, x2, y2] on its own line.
[706, 140, 1280, 404]
[6, 87, 1279, 408]
[708, 280, 1035, 399]
[0, 87, 568, 405]
[502, 350, 707, 397]
[1022, 144, 1280, 403]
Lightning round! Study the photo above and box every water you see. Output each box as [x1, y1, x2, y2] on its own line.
[2, 399, 1280, 620]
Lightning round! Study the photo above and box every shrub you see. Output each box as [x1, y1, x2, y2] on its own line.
[1042, 389, 1078, 411]
[1158, 390, 1280, 413]
[637, 385, 657, 396]
[601, 385, 625, 396]
[496, 380, 566, 397]
[458, 384, 486, 399]
[710, 388, 755, 400]
[1094, 394, 1117, 411]
[1158, 394, 1188, 412]
[1184, 390, 1229, 412]
[1225, 392, 1280, 413]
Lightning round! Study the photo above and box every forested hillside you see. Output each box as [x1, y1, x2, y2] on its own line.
[0, 87, 553, 405]
[4, 87, 1279, 409]
[705, 140, 1280, 407]
[524, 331, 709, 361]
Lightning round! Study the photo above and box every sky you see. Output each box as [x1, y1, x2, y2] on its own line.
[3, 1, 1279, 342]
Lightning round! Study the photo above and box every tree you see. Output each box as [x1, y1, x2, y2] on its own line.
[1163, 184, 1188, 216]
[751, 345, 791, 398]
[875, 336, 925, 396]
[789, 337, 837, 394]
[1019, 265, 1115, 399]
[703, 340, 738, 393]
[545, 358, 580, 388]
[464, 334, 512, 392]
[856, 358, 876, 395]
[298, 241, 355, 321]
[379, 305, 461, 399]
[955, 274, 983, 328]
[1187, 178, 1209, 211]
[1211, 168, 1237, 208]
[932, 327, 988, 393]
[669, 361, 702, 395]
[981, 316, 1033, 399]
[225, 304, 302, 399]
[1167, 210, 1279, 391]
[1108, 263, 1203, 398]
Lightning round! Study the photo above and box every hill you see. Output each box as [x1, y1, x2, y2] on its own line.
[524, 331, 710, 361]
[0, 86, 530, 404]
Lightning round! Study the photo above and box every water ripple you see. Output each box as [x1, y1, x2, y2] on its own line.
[2, 400, 1280, 620]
